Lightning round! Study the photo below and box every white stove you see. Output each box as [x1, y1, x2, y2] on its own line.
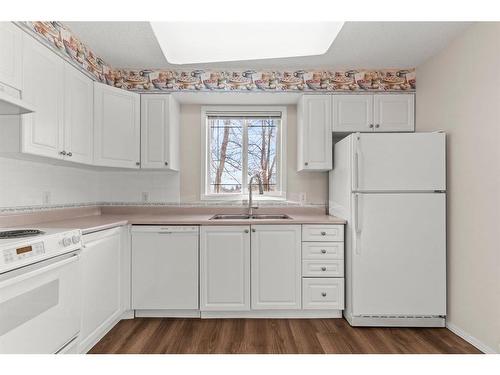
[0, 227, 82, 274]
[0, 227, 83, 353]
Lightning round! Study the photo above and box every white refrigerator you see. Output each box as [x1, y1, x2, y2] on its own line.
[329, 132, 446, 327]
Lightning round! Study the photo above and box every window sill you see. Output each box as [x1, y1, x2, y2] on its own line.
[201, 194, 287, 202]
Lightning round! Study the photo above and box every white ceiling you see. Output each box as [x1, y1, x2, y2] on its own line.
[65, 21, 472, 70]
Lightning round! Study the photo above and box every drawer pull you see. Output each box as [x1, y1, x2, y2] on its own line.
[321, 292, 327, 297]
[321, 231, 326, 236]
[321, 267, 327, 271]
[321, 249, 327, 254]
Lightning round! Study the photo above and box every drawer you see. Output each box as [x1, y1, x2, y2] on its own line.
[302, 242, 344, 260]
[302, 278, 345, 310]
[302, 260, 344, 277]
[302, 225, 344, 242]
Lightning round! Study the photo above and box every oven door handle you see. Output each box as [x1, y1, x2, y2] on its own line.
[0, 253, 79, 289]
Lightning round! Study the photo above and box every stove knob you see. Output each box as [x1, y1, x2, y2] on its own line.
[72, 235, 81, 244]
[62, 237, 72, 247]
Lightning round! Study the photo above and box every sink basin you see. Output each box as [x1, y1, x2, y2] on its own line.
[210, 214, 251, 220]
[209, 214, 292, 220]
[251, 214, 292, 220]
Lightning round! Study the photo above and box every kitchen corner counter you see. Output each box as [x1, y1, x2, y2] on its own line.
[24, 212, 346, 235]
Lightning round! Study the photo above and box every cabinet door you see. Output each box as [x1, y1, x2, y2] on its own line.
[200, 226, 250, 311]
[373, 94, 415, 132]
[63, 63, 93, 164]
[93, 82, 140, 168]
[0, 22, 22, 90]
[140, 94, 179, 170]
[251, 225, 301, 310]
[21, 34, 64, 158]
[79, 228, 122, 352]
[131, 228, 199, 310]
[297, 95, 332, 171]
[332, 94, 373, 132]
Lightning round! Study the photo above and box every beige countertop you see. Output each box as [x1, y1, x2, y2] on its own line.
[34, 213, 346, 235]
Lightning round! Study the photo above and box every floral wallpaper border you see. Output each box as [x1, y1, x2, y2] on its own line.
[21, 21, 416, 93]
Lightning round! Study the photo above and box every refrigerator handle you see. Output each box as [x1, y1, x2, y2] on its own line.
[354, 193, 362, 255]
[353, 134, 361, 190]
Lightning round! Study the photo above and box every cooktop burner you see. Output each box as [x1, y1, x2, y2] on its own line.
[0, 229, 46, 239]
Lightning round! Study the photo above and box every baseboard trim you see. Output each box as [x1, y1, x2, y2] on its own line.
[446, 321, 497, 354]
[201, 310, 342, 319]
[135, 309, 201, 318]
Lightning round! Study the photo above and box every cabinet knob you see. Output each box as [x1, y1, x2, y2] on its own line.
[375, 124, 380, 128]
[321, 249, 327, 254]
[165, 161, 169, 166]
[59, 150, 66, 155]
[304, 162, 309, 166]
[321, 267, 327, 271]
[321, 231, 326, 236]
[369, 124, 374, 128]
[321, 292, 327, 297]
[244, 229, 249, 233]
[252, 228, 256, 233]
[136, 162, 140, 166]
[67, 152, 72, 157]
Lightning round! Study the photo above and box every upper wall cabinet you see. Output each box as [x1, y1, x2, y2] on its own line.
[297, 95, 332, 171]
[94, 82, 140, 168]
[140, 94, 180, 170]
[21, 33, 65, 159]
[63, 63, 93, 164]
[0, 22, 22, 91]
[333, 94, 414, 133]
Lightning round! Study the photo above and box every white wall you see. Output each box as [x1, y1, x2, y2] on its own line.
[179, 104, 329, 204]
[0, 157, 180, 208]
[416, 23, 500, 353]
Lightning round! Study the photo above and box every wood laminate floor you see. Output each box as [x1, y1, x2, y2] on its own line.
[89, 318, 481, 354]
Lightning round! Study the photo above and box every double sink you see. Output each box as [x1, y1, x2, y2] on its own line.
[210, 214, 292, 220]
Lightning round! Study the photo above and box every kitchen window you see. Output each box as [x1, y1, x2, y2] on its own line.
[201, 106, 287, 200]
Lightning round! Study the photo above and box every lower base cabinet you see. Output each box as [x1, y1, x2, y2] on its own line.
[79, 227, 122, 353]
[251, 225, 301, 310]
[200, 226, 251, 311]
[302, 278, 345, 310]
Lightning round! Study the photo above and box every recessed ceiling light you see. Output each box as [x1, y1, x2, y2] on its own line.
[150, 22, 344, 65]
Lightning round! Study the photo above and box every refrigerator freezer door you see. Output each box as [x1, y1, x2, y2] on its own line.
[351, 193, 446, 316]
[353, 133, 446, 191]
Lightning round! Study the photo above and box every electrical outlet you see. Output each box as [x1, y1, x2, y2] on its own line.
[141, 192, 149, 203]
[299, 192, 307, 205]
[42, 191, 51, 205]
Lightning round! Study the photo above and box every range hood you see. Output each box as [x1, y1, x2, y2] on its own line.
[0, 90, 34, 115]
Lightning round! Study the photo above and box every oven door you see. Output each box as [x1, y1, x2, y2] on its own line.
[0, 251, 81, 354]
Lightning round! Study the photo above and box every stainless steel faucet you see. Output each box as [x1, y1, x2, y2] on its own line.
[248, 173, 264, 216]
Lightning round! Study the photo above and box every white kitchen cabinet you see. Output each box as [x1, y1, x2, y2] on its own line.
[200, 226, 250, 311]
[93, 82, 140, 168]
[251, 225, 301, 310]
[333, 94, 414, 133]
[140, 94, 180, 170]
[373, 94, 415, 132]
[131, 226, 198, 311]
[21, 33, 64, 159]
[302, 278, 345, 310]
[79, 227, 122, 353]
[297, 94, 332, 171]
[0, 22, 22, 90]
[63, 63, 93, 164]
[332, 95, 373, 132]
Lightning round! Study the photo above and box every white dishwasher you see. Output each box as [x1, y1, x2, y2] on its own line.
[131, 226, 199, 316]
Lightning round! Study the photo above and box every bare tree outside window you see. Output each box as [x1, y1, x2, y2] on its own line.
[207, 114, 281, 196]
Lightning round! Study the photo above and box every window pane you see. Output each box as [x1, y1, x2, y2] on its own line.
[247, 118, 278, 192]
[208, 118, 243, 194]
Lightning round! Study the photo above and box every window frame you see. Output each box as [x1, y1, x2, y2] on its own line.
[200, 105, 287, 201]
